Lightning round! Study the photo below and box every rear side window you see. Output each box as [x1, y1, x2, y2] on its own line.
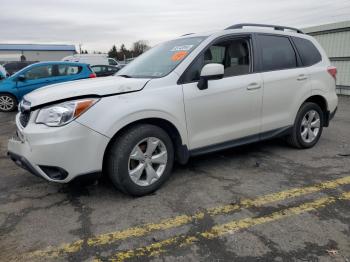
[57, 65, 82, 76]
[292, 37, 322, 66]
[258, 35, 297, 71]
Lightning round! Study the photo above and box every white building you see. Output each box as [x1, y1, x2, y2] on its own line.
[0, 44, 76, 63]
[303, 21, 350, 95]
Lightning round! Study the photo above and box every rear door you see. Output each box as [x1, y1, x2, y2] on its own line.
[52, 64, 85, 82]
[256, 34, 311, 133]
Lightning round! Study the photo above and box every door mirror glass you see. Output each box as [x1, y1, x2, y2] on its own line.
[17, 75, 26, 81]
[197, 63, 224, 90]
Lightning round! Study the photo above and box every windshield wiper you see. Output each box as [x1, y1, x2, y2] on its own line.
[118, 74, 132, 78]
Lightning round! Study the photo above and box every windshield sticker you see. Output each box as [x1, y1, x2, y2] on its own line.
[171, 51, 188, 62]
[170, 45, 194, 52]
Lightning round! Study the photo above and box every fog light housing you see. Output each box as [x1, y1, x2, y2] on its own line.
[39, 165, 68, 180]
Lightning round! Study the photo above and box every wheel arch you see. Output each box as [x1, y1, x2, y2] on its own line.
[301, 95, 329, 126]
[102, 117, 190, 174]
[0, 91, 19, 101]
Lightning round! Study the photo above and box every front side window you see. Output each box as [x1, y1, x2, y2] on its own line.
[258, 35, 297, 71]
[182, 38, 251, 83]
[25, 65, 53, 80]
[117, 36, 206, 78]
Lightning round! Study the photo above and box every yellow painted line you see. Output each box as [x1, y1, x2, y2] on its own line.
[30, 176, 350, 258]
[110, 191, 350, 262]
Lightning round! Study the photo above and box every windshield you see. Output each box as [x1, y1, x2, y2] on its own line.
[117, 36, 206, 78]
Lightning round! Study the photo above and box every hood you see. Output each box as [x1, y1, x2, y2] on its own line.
[24, 76, 150, 107]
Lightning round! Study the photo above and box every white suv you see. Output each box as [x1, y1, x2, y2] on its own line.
[8, 24, 338, 196]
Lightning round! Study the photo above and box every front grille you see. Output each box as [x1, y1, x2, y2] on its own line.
[19, 111, 31, 128]
[18, 98, 31, 128]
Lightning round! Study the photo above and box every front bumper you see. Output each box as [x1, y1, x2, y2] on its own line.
[8, 113, 110, 183]
[8, 151, 43, 178]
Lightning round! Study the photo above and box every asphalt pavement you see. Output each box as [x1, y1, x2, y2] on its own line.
[0, 96, 349, 262]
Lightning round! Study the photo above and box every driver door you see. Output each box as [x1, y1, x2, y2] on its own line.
[180, 36, 263, 151]
[16, 64, 55, 97]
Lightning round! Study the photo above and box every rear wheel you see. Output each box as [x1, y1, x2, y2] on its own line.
[106, 124, 174, 196]
[0, 94, 17, 112]
[286, 102, 324, 148]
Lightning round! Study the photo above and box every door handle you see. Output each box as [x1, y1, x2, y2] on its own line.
[297, 74, 308, 81]
[247, 83, 261, 90]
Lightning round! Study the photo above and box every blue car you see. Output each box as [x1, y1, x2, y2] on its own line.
[0, 61, 96, 112]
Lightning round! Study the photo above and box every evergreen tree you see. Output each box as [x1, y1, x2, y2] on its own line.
[108, 45, 118, 59]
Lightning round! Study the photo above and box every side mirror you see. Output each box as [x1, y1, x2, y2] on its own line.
[197, 63, 224, 90]
[17, 75, 26, 82]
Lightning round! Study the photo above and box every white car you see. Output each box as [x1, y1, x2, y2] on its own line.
[62, 54, 120, 67]
[8, 23, 338, 196]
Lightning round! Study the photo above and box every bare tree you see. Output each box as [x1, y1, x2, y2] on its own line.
[132, 40, 150, 57]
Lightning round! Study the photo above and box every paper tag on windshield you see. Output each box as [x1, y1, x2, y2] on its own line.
[171, 51, 188, 61]
[170, 45, 193, 52]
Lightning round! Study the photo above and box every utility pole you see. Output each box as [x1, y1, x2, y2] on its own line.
[79, 43, 82, 54]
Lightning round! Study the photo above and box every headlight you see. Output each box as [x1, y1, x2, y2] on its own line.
[36, 98, 99, 127]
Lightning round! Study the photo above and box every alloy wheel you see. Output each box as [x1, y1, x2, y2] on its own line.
[0, 95, 15, 111]
[300, 110, 321, 143]
[128, 137, 168, 186]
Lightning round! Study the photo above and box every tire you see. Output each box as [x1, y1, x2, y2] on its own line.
[286, 102, 324, 149]
[0, 93, 17, 112]
[106, 124, 174, 196]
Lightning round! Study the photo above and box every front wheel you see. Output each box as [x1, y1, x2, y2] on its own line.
[106, 124, 174, 196]
[0, 94, 17, 112]
[286, 102, 324, 149]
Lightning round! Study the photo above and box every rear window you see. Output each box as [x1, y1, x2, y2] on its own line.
[292, 37, 322, 66]
[258, 35, 297, 71]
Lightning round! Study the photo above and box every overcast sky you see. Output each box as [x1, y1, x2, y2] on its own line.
[1, 0, 349, 52]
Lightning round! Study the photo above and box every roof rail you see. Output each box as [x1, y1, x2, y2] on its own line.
[225, 23, 304, 34]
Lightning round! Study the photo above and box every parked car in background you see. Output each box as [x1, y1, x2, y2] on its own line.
[0, 61, 96, 112]
[3, 61, 36, 75]
[91, 65, 120, 77]
[62, 54, 120, 67]
[0, 65, 8, 80]
[118, 58, 135, 69]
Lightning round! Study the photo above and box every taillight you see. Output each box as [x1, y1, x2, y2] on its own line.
[327, 66, 337, 80]
[89, 73, 97, 78]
